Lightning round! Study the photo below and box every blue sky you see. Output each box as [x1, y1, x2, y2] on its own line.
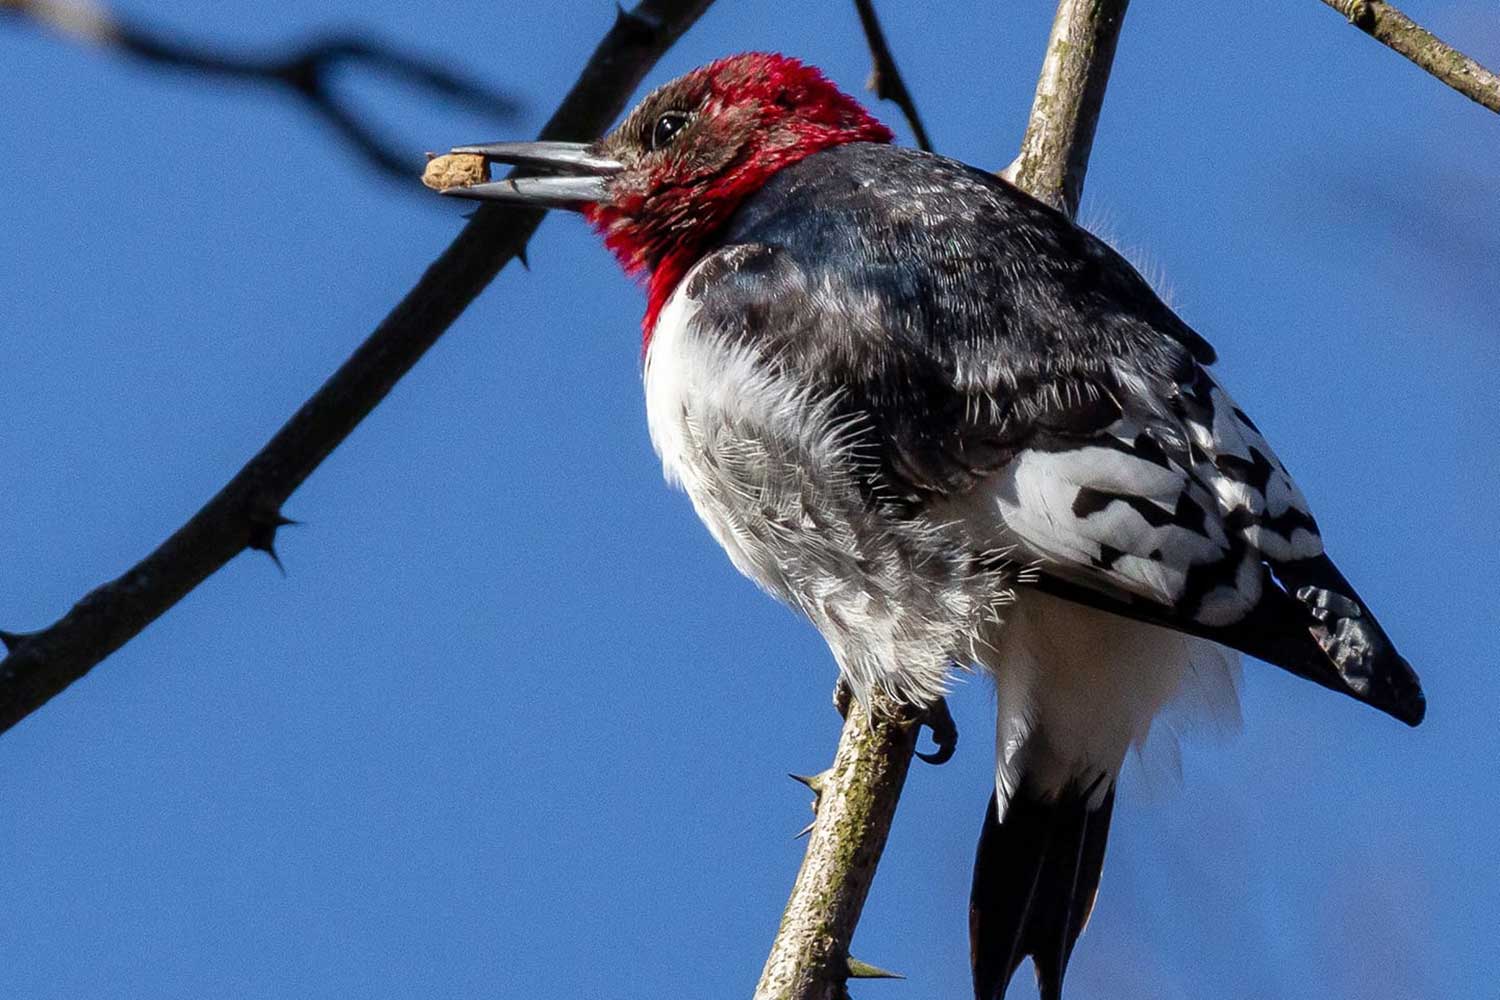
[2, 2, 1496, 997]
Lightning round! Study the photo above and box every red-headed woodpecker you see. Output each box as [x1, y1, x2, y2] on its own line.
[442, 52, 1425, 1000]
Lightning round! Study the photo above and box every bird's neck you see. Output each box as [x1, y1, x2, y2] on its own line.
[642, 251, 700, 351]
[611, 132, 893, 351]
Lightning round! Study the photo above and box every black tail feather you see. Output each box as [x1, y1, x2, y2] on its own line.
[970, 783, 1116, 1000]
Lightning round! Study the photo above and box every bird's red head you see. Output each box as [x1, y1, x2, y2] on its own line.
[444, 54, 893, 340]
[585, 53, 893, 320]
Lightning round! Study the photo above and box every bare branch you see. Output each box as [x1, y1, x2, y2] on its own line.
[851, 0, 934, 152]
[1000, 0, 1131, 219]
[757, 3, 1134, 995]
[1317, 0, 1500, 114]
[0, 0, 521, 179]
[0, 0, 715, 737]
[754, 693, 918, 1000]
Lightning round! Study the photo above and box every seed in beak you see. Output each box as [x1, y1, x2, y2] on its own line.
[422, 152, 490, 193]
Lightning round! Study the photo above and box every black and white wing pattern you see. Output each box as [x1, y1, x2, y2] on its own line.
[990, 361, 1322, 628]
[712, 141, 1424, 726]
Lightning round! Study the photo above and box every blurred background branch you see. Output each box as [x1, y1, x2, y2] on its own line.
[1318, 0, 1500, 114]
[0, 0, 715, 736]
[0, 0, 520, 178]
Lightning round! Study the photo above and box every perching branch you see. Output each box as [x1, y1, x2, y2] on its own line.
[1317, 0, 1500, 114]
[756, 5, 1129, 997]
[0, 0, 715, 737]
[1000, 0, 1131, 218]
[851, 0, 933, 152]
[756, 692, 916, 1000]
[0, 0, 520, 179]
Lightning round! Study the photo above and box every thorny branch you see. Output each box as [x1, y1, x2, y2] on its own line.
[1318, 0, 1500, 114]
[1000, 0, 1131, 219]
[851, 0, 933, 152]
[754, 5, 1128, 998]
[755, 691, 917, 1000]
[0, 0, 716, 735]
[0, 0, 520, 179]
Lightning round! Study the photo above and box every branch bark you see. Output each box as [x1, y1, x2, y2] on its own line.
[1000, 0, 1131, 218]
[0, 0, 715, 737]
[755, 6, 1128, 998]
[1317, 0, 1500, 114]
[755, 693, 916, 1000]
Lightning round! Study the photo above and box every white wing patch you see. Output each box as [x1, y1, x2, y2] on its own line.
[969, 367, 1324, 627]
[1191, 380, 1323, 563]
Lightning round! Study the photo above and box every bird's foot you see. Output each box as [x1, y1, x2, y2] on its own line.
[913, 696, 957, 766]
[833, 676, 855, 719]
[831, 677, 957, 766]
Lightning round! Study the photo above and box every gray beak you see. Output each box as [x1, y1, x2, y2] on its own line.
[439, 141, 623, 210]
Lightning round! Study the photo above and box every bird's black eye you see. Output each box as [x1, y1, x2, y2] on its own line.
[650, 112, 692, 151]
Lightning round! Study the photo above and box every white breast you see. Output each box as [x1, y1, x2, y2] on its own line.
[642, 275, 706, 492]
[642, 266, 837, 506]
[641, 267, 820, 593]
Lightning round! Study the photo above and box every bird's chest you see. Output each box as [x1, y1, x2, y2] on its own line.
[641, 277, 870, 603]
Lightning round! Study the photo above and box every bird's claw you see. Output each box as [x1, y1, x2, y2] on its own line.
[831, 679, 956, 764]
[832, 676, 854, 719]
[914, 697, 957, 765]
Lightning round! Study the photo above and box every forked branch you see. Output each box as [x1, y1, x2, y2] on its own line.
[0, 0, 520, 178]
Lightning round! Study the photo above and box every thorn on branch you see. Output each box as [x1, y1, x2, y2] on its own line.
[845, 956, 904, 980]
[246, 506, 299, 576]
[790, 768, 834, 838]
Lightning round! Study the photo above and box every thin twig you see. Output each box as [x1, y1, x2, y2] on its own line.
[850, 0, 933, 152]
[0, 0, 521, 179]
[0, 0, 716, 737]
[1317, 0, 1500, 114]
[756, 7, 1132, 993]
[1000, 0, 1131, 219]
